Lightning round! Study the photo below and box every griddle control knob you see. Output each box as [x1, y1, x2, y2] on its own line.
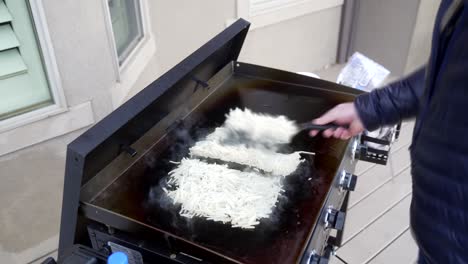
[324, 207, 346, 231]
[339, 170, 358, 192]
[308, 253, 329, 264]
[351, 137, 367, 161]
[308, 248, 333, 264]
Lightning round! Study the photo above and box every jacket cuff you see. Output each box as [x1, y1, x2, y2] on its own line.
[354, 93, 381, 131]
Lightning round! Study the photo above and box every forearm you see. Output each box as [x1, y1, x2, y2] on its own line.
[354, 67, 426, 131]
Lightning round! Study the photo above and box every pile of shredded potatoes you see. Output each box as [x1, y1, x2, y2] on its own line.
[165, 158, 283, 229]
[190, 140, 303, 176]
[223, 108, 299, 145]
[166, 108, 309, 229]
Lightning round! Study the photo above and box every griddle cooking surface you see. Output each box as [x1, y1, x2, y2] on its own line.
[84, 73, 349, 264]
[90, 149, 337, 264]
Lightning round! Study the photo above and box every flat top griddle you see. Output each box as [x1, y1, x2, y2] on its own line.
[79, 63, 351, 264]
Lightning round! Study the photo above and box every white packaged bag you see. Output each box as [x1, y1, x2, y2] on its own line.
[337, 52, 390, 92]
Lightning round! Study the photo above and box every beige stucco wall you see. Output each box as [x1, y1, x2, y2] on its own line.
[240, 6, 342, 73]
[128, 2, 343, 99]
[43, 0, 116, 120]
[128, 0, 237, 98]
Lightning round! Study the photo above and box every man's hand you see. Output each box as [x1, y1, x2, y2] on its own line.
[309, 103, 365, 140]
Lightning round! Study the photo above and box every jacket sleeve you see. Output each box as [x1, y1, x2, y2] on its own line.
[354, 67, 426, 131]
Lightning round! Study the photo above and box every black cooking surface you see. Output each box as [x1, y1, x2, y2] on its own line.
[83, 71, 350, 264]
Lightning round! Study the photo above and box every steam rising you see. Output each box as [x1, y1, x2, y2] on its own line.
[148, 108, 315, 230]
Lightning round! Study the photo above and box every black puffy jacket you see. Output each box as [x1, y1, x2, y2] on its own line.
[354, 1, 468, 263]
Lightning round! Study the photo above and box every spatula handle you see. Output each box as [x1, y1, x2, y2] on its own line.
[299, 123, 348, 131]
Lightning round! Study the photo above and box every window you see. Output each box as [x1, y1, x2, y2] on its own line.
[103, 0, 155, 106]
[0, 0, 53, 121]
[107, 0, 144, 65]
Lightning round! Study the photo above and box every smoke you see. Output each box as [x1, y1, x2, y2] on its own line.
[144, 117, 215, 232]
[263, 157, 316, 227]
[145, 108, 316, 232]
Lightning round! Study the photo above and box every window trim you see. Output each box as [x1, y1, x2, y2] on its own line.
[0, 101, 94, 156]
[233, 0, 344, 30]
[0, 0, 68, 133]
[102, 0, 156, 107]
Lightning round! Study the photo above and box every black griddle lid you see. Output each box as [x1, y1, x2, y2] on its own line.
[67, 19, 250, 185]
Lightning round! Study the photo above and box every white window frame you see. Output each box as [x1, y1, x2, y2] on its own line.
[0, 0, 68, 133]
[232, 0, 344, 30]
[101, 0, 156, 107]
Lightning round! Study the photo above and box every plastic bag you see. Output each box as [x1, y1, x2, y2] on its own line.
[337, 52, 390, 92]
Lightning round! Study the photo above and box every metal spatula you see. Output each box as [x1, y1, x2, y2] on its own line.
[297, 123, 345, 132]
[277, 123, 348, 150]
